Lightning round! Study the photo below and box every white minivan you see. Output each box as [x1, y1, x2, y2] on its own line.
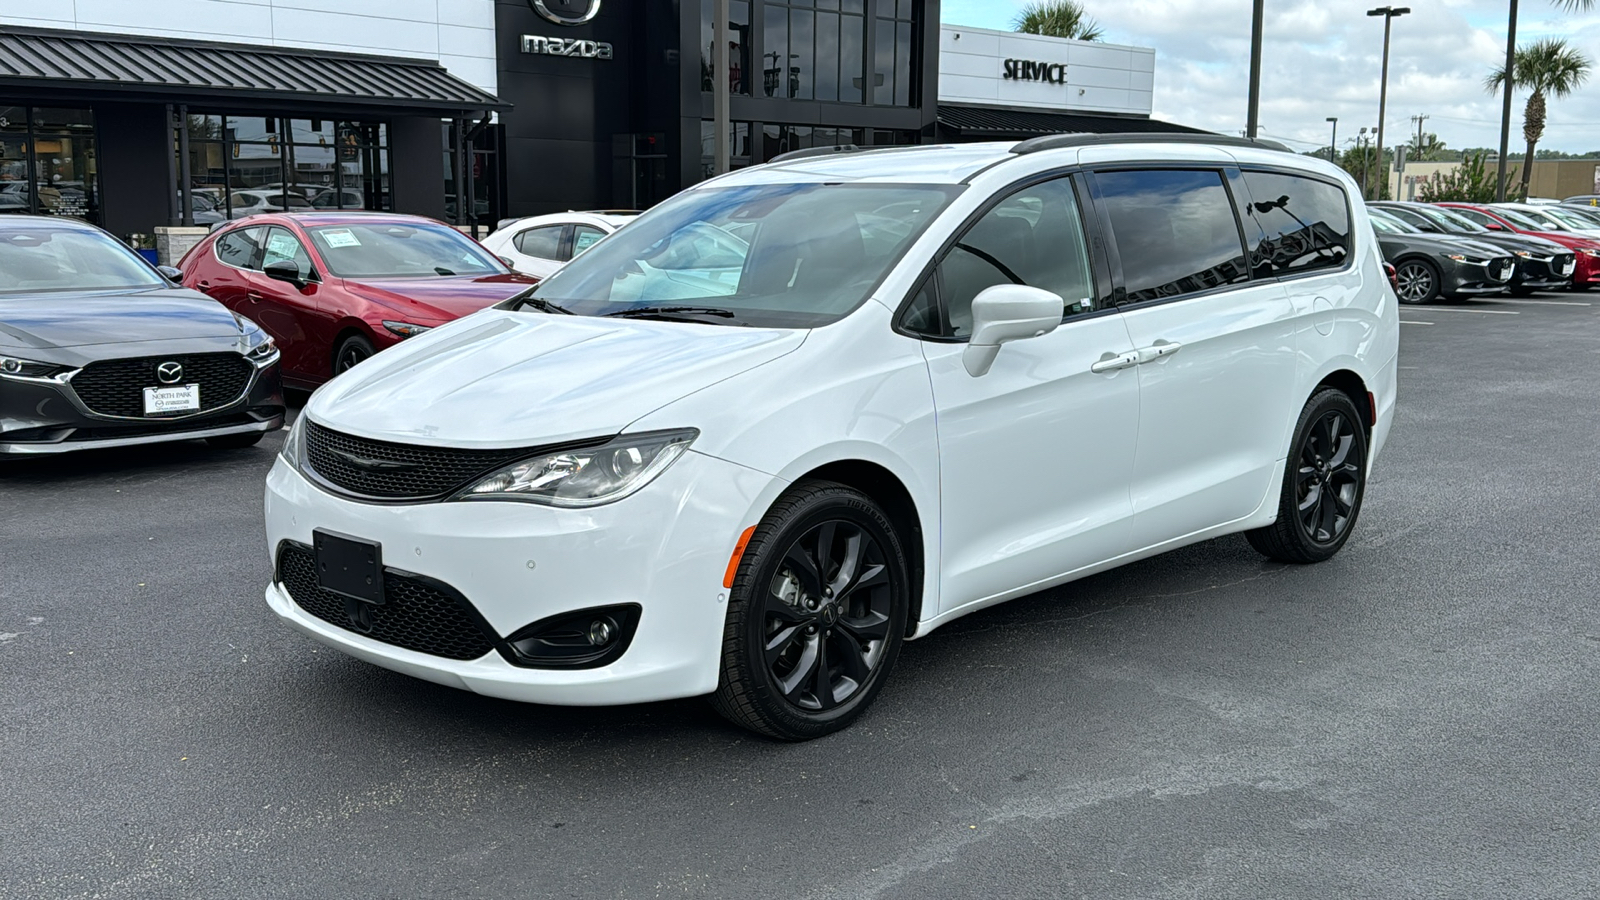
[264, 136, 1399, 740]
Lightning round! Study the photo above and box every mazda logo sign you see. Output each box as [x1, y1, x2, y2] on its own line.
[531, 0, 600, 26]
[156, 361, 184, 384]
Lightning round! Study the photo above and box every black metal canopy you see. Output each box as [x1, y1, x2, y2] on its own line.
[0, 26, 507, 116]
[937, 104, 1209, 140]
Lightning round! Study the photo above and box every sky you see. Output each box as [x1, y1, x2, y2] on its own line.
[940, 0, 1600, 155]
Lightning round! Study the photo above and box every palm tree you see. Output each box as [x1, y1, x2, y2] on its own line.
[1485, 38, 1592, 198]
[1013, 0, 1104, 41]
[1492, 0, 1594, 199]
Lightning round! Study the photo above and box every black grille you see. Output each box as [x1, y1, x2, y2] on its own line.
[70, 353, 253, 418]
[304, 422, 541, 500]
[277, 543, 497, 661]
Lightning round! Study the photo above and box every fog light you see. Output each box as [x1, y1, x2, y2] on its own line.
[502, 603, 641, 669]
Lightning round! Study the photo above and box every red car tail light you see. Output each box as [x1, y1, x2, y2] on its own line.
[1383, 261, 1400, 294]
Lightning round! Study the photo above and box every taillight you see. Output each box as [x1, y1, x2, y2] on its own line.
[1383, 261, 1400, 294]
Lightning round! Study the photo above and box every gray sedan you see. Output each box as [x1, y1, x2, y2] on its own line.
[0, 216, 284, 457]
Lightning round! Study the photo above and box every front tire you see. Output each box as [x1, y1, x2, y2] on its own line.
[334, 334, 375, 375]
[712, 480, 909, 740]
[1246, 389, 1369, 564]
[1394, 259, 1442, 305]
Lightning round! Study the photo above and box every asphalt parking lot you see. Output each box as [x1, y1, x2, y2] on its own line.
[5, 293, 1599, 899]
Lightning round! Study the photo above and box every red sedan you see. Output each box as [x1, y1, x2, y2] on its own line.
[1436, 203, 1600, 290]
[178, 213, 538, 389]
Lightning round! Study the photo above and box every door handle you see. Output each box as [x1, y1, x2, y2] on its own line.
[196, 281, 211, 294]
[246, 291, 264, 302]
[1090, 351, 1140, 373]
[1135, 340, 1182, 364]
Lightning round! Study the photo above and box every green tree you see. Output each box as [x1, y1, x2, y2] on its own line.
[1013, 0, 1104, 41]
[1407, 132, 1448, 162]
[1486, 38, 1592, 199]
[1416, 151, 1522, 203]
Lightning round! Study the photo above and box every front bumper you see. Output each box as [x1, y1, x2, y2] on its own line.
[0, 359, 285, 455]
[263, 448, 773, 706]
[1440, 256, 1515, 296]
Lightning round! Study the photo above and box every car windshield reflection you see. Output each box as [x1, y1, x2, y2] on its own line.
[306, 222, 507, 279]
[0, 228, 165, 294]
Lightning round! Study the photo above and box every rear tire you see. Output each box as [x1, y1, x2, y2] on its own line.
[1246, 389, 1369, 564]
[205, 432, 264, 449]
[712, 480, 909, 741]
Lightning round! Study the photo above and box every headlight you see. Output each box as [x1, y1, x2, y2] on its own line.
[1443, 254, 1487, 263]
[382, 321, 434, 338]
[246, 334, 278, 365]
[1580, 248, 1600, 258]
[279, 413, 307, 468]
[453, 429, 697, 506]
[0, 354, 70, 379]
[1514, 250, 1532, 257]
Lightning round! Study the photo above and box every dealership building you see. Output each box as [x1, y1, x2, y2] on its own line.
[0, 0, 1192, 245]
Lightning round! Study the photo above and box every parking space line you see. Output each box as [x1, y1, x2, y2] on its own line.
[1407, 307, 1519, 315]
[1492, 299, 1593, 307]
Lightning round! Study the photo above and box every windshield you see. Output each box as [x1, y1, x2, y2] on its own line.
[523, 182, 962, 328]
[1538, 207, 1600, 231]
[0, 228, 165, 295]
[1368, 212, 1412, 234]
[306, 222, 508, 278]
[1413, 206, 1484, 234]
[1494, 207, 1558, 231]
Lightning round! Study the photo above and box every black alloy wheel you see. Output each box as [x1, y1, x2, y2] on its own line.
[334, 334, 375, 375]
[714, 480, 909, 740]
[1394, 259, 1441, 304]
[1246, 389, 1369, 563]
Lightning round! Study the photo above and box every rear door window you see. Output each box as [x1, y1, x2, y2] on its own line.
[514, 225, 566, 260]
[1095, 169, 1250, 304]
[572, 225, 607, 258]
[213, 226, 265, 271]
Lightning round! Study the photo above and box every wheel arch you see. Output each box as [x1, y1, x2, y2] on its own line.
[329, 320, 377, 376]
[1314, 368, 1373, 431]
[792, 459, 927, 638]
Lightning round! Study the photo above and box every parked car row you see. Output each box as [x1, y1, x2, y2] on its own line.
[1363, 200, 1597, 303]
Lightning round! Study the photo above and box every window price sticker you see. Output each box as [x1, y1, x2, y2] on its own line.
[321, 229, 361, 248]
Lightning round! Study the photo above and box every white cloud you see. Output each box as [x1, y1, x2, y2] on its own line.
[940, 0, 1600, 154]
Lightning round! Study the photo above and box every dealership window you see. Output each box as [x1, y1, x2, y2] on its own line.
[443, 120, 502, 230]
[179, 114, 389, 222]
[702, 0, 753, 95]
[701, 120, 754, 178]
[0, 106, 99, 224]
[874, 0, 916, 106]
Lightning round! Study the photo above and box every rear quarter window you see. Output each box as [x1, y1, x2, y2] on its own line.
[1238, 171, 1351, 277]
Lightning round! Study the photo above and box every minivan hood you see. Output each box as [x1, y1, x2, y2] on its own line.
[341, 274, 538, 322]
[0, 287, 244, 351]
[308, 310, 808, 447]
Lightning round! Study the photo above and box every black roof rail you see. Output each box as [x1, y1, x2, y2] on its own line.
[768, 144, 863, 164]
[1011, 132, 1293, 155]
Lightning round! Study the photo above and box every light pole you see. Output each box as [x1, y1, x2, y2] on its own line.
[1367, 6, 1409, 201]
[1327, 117, 1339, 164]
[1357, 127, 1371, 199]
[1246, 0, 1265, 139]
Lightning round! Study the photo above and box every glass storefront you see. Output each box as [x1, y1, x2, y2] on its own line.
[443, 121, 503, 230]
[0, 105, 99, 224]
[177, 113, 390, 222]
[701, 0, 916, 107]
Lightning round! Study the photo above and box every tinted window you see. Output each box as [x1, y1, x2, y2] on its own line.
[306, 223, 505, 278]
[572, 225, 606, 258]
[514, 225, 564, 260]
[934, 178, 1096, 338]
[214, 226, 264, 271]
[1097, 169, 1249, 304]
[262, 226, 313, 276]
[1238, 171, 1350, 277]
[1373, 205, 1437, 232]
[1450, 207, 1503, 230]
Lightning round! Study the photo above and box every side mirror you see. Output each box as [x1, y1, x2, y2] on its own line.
[962, 284, 1064, 377]
[156, 265, 183, 282]
[498, 256, 516, 268]
[1485, 221, 1505, 231]
[263, 259, 306, 288]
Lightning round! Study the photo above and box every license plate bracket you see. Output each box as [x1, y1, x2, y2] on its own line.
[313, 530, 384, 605]
[142, 384, 200, 415]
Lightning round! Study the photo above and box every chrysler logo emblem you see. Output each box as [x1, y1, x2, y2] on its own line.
[156, 361, 184, 384]
[328, 448, 418, 473]
[531, 0, 600, 26]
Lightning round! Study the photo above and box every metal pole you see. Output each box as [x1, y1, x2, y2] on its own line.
[1245, 0, 1264, 140]
[714, 0, 731, 175]
[177, 104, 193, 228]
[165, 104, 179, 227]
[1375, 15, 1392, 200]
[1327, 117, 1338, 164]
[1496, 0, 1518, 201]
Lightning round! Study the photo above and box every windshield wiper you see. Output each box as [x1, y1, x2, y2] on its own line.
[501, 287, 574, 315]
[604, 305, 738, 321]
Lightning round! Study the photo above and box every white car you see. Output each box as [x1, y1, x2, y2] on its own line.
[228, 189, 310, 219]
[264, 137, 1399, 740]
[480, 211, 639, 278]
